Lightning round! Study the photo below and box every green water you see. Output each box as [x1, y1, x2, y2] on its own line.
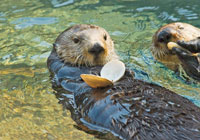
[0, 0, 200, 139]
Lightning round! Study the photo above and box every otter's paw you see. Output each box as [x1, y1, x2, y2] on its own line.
[170, 46, 200, 79]
[177, 37, 200, 53]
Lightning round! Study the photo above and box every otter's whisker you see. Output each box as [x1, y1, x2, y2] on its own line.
[75, 54, 81, 64]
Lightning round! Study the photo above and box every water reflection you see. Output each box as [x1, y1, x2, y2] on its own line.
[176, 7, 198, 20]
[50, 0, 74, 8]
[136, 6, 159, 12]
[11, 17, 58, 29]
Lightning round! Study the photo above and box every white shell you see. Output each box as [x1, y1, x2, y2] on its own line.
[100, 60, 125, 82]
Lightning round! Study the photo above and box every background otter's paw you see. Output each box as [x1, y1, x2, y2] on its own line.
[170, 45, 200, 80]
[171, 46, 192, 57]
[177, 37, 200, 53]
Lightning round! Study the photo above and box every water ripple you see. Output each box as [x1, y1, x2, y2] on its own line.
[0, 12, 5, 17]
[50, 0, 74, 8]
[111, 31, 127, 36]
[11, 17, 58, 29]
[159, 11, 180, 21]
[176, 7, 198, 20]
[12, 9, 25, 13]
[133, 20, 147, 31]
[136, 6, 159, 12]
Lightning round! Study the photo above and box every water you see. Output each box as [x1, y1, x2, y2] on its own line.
[0, 0, 200, 139]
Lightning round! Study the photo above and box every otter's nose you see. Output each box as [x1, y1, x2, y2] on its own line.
[157, 30, 172, 43]
[89, 43, 104, 55]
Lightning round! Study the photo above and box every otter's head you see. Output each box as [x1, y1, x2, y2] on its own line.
[152, 22, 200, 70]
[54, 24, 118, 67]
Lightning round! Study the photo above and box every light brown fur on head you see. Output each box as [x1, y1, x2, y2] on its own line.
[152, 22, 200, 71]
[54, 24, 118, 67]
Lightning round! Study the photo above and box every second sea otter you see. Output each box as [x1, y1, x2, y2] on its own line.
[152, 22, 200, 81]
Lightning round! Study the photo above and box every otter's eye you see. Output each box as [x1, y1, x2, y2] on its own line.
[104, 34, 107, 41]
[73, 38, 80, 43]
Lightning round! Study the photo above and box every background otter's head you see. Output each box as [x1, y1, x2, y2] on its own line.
[151, 22, 200, 70]
[54, 24, 118, 67]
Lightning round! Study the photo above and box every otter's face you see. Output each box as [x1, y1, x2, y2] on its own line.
[55, 24, 118, 66]
[152, 22, 200, 70]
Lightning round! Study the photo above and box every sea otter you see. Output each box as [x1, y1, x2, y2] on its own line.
[53, 24, 118, 67]
[47, 24, 200, 140]
[152, 22, 200, 81]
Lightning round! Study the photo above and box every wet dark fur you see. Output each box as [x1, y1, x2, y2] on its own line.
[48, 47, 200, 140]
